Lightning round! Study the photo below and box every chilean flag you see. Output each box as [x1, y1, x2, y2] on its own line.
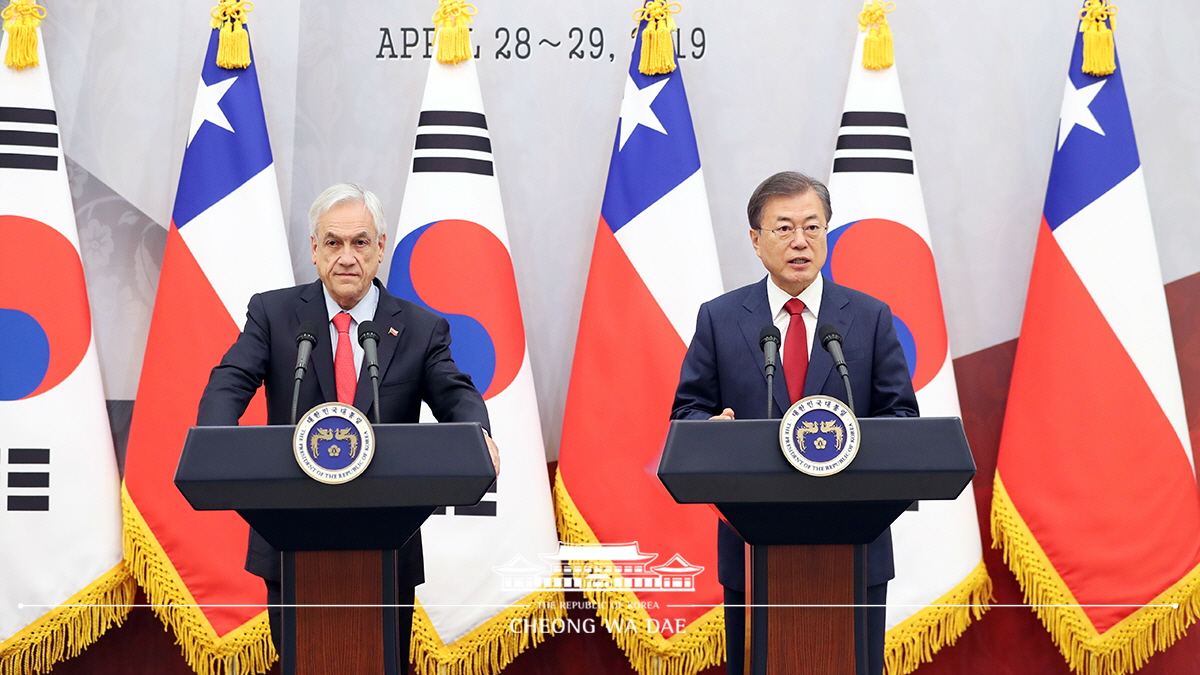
[555, 14, 725, 673]
[992, 19, 1200, 673]
[122, 26, 293, 671]
[823, 13, 990, 674]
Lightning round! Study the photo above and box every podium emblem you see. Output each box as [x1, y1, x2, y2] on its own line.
[293, 403, 375, 484]
[779, 395, 860, 476]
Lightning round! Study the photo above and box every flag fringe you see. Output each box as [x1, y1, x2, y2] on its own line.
[883, 558, 993, 675]
[121, 483, 277, 675]
[858, 1, 895, 70]
[553, 469, 726, 675]
[991, 473, 1200, 675]
[0, 563, 134, 675]
[410, 588, 566, 675]
[2, 0, 44, 70]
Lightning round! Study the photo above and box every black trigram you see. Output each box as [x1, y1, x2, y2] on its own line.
[832, 111, 914, 175]
[0, 107, 59, 172]
[432, 478, 497, 517]
[411, 110, 494, 176]
[7, 447, 50, 511]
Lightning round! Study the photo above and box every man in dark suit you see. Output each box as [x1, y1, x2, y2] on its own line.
[197, 183, 497, 664]
[671, 171, 918, 675]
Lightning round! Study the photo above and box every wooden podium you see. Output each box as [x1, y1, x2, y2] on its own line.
[657, 417, 975, 675]
[174, 422, 495, 675]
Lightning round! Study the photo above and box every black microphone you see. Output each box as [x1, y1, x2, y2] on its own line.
[358, 320, 382, 424]
[759, 325, 781, 376]
[818, 324, 848, 376]
[760, 325, 781, 419]
[818, 323, 855, 413]
[291, 320, 319, 424]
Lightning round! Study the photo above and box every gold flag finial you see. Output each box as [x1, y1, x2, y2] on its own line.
[633, 0, 680, 75]
[858, 1, 895, 70]
[432, 0, 477, 65]
[1079, 0, 1117, 76]
[210, 0, 253, 69]
[2, 0, 45, 70]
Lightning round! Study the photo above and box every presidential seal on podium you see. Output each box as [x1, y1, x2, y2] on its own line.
[779, 395, 860, 476]
[293, 403, 376, 484]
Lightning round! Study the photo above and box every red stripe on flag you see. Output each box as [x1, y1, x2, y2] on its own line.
[559, 219, 720, 624]
[124, 224, 268, 635]
[999, 219, 1200, 632]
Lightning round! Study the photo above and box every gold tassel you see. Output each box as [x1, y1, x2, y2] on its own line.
[210, 0, 253, 69]
[1079, 0, 1117, 76]
[633, 0, 680, 76]
[432, 0, 476, 65]
[2, 0, 44, 70]
[858, 1, 896, 70]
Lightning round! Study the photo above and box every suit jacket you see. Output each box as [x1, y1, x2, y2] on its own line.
[197, 279, 490, 582]
[671, 276, 918, 589]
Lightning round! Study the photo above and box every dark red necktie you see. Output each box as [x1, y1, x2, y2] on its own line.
[332, 312, 356, 405]
[784, 298, 808, 404]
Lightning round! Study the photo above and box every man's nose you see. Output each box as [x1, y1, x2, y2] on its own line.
[336, 244, 357, 264]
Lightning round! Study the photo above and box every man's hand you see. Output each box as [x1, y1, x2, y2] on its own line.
[709, 408, 735, 420]
[484, 432, 500, 475]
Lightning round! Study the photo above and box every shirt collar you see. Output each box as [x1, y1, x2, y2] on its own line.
[322, 282, 379, 326]
[766, 273, 824, 321]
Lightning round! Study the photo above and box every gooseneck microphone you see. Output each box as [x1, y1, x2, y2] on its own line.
[760, 325, 781, 419]
[291, 320, 319, 424]
[817, 323, 855, 413]
[358, 320, 382, 424]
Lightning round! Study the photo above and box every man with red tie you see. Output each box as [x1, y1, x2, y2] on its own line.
[197, 183, 497, 664]
[671, 171, 918, 675]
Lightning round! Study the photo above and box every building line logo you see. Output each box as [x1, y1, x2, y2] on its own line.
[493, 541, 704, 593]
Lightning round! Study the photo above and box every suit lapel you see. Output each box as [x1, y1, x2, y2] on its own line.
[353, 283, 406, 413]
[804, 279, 855, 396]
[738, 279, 791, 417]
[297, 281, 336, 405]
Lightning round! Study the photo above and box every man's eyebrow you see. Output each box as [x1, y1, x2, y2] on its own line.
[324, 230, 374, 240]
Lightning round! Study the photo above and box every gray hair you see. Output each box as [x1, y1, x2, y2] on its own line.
[746, 171, 832, 229]
[308, 183, 387, 238]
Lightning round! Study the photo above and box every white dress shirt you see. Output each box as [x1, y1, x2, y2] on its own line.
[765, 272, 824, 364]
[322, 283, 380, 380]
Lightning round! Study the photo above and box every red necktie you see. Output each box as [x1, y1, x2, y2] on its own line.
[332, 312, 356, 405]
[784, 298, 808, 404]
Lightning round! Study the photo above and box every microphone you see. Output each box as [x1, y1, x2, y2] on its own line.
[760, 325, 781, 419]
[818, 324, 848, 377]
[817, 323, 855, 413]
[291, 320, 319, 425]
[759, 325, 781, 376]
[358, 320, 382, 424]
[294, 320, 318, 380]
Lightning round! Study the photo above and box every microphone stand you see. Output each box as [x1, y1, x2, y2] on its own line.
[358, 321, 383, 425]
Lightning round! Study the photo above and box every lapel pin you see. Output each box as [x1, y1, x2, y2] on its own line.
[388, 327, 398, 336]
